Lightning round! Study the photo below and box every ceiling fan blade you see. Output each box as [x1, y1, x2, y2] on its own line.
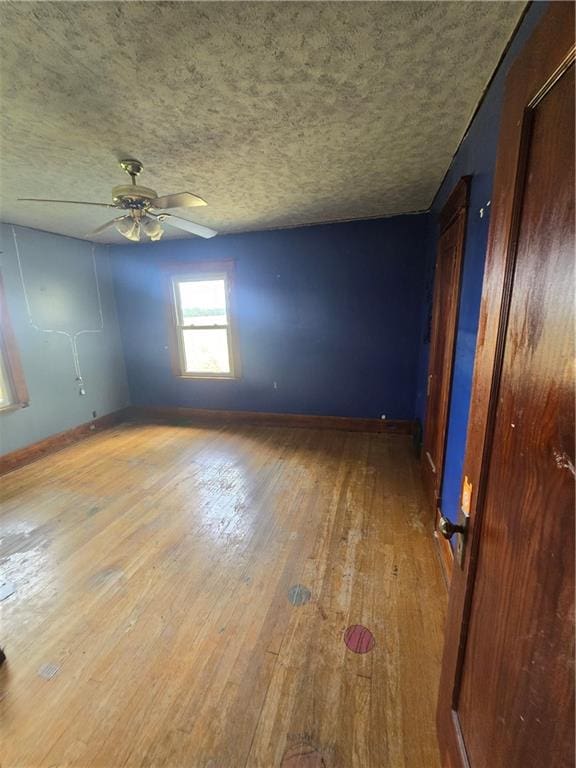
[18, 198, 114, 208]
[151, 192, 207, 209]
[87, 216, 128, 237]
[159, 214, 217, 239]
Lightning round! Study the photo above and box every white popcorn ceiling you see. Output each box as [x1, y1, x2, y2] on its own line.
[0, 1, 526, 242]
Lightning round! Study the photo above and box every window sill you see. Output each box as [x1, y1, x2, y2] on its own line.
[0, 401, 29, 415]
[176, 374, 241, 381]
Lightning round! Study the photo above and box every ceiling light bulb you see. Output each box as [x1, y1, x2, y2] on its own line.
[141, 216, 164, 241]
[114, 216, 140, 242]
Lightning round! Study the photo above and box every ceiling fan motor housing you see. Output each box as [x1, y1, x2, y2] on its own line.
[112, 185, 158, 210]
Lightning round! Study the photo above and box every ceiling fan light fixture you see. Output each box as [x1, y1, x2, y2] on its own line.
[142, 216, 164, 241]
[115, 216, 140, 242]
[20, 159, 217, 241]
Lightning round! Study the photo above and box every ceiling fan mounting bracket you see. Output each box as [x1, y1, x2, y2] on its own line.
[119, 158, 144, 180]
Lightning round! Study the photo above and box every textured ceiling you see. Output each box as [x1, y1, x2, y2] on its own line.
[0, 1, 526, 242]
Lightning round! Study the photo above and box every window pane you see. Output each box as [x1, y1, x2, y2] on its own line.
[0, 350, 13, 408]
[182, 328, 231, 374]
[177, 279, 227, 326]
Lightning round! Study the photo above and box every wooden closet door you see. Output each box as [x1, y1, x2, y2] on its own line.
[421, 179, 469, 512]
[437, 5, 575, 767]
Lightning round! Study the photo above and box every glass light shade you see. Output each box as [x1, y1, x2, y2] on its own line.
[142, 216, 164, 241]
[115, 217, 140, 242]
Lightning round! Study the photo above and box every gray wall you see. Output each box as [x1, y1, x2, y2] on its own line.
[0, 223, 129, 455]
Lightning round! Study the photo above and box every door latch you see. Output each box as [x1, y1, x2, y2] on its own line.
[438, 515, 466, 539]
[438, 514, 469, 568]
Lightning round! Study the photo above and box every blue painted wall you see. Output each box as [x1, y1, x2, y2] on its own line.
[414, 1, 548, 524]
[112, 214, 429, 419]
[0, 224, 129, 455]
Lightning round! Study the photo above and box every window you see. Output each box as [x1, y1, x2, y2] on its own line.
[0, 274, 29, 412]
[0, 350, 14, 409]
[170, 263, 239, 378]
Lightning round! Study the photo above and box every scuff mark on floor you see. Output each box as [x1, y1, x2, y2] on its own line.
[38, 662, 60, 680]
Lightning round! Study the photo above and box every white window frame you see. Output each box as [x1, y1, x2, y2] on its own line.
[0, 349, 14, 410]
[170, 270, 238, 379]
[0, 272, 29, 413]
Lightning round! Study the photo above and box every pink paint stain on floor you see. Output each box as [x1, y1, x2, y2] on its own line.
[281, 744, 326, 767]
[343, 624, 375, 654]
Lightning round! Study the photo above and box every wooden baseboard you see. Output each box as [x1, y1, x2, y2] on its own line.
[0, 406, 415, 476]
[0, 408, 130, 476]
[434, 507, 454, 587]
[128, 406, 416, 435]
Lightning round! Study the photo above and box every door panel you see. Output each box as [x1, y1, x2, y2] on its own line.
[457, 62, 574, 768]
[436, 5, 575, 768]
[422, 182, 468, 511]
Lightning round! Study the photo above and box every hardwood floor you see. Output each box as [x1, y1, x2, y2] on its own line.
[0, 422, 447, 767]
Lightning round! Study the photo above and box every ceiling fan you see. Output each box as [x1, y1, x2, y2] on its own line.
[18, 159, 217, 242]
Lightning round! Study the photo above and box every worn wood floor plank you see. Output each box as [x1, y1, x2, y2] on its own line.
[0, 423, 446, 767]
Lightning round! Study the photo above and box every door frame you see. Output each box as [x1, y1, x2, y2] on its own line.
[436, 4, 575, 766]
[421, 176, 470, 568]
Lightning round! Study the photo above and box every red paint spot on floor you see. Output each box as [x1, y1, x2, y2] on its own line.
[281, 744, 325, 767]
[344, 624, 375, 654]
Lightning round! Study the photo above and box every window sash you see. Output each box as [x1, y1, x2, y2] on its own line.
[171, 273, 236, 378]
[0, 272, 28, 411]
[174, 273, 230, 328]
[180, 327, 232, 375]
[0, 347, 14, 409]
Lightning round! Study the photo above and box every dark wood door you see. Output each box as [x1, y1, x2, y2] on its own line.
[422, 179, 469, 511]
[437, 5, 575, 768]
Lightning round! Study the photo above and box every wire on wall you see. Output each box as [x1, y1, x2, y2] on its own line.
[11, 225, 104, 395]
